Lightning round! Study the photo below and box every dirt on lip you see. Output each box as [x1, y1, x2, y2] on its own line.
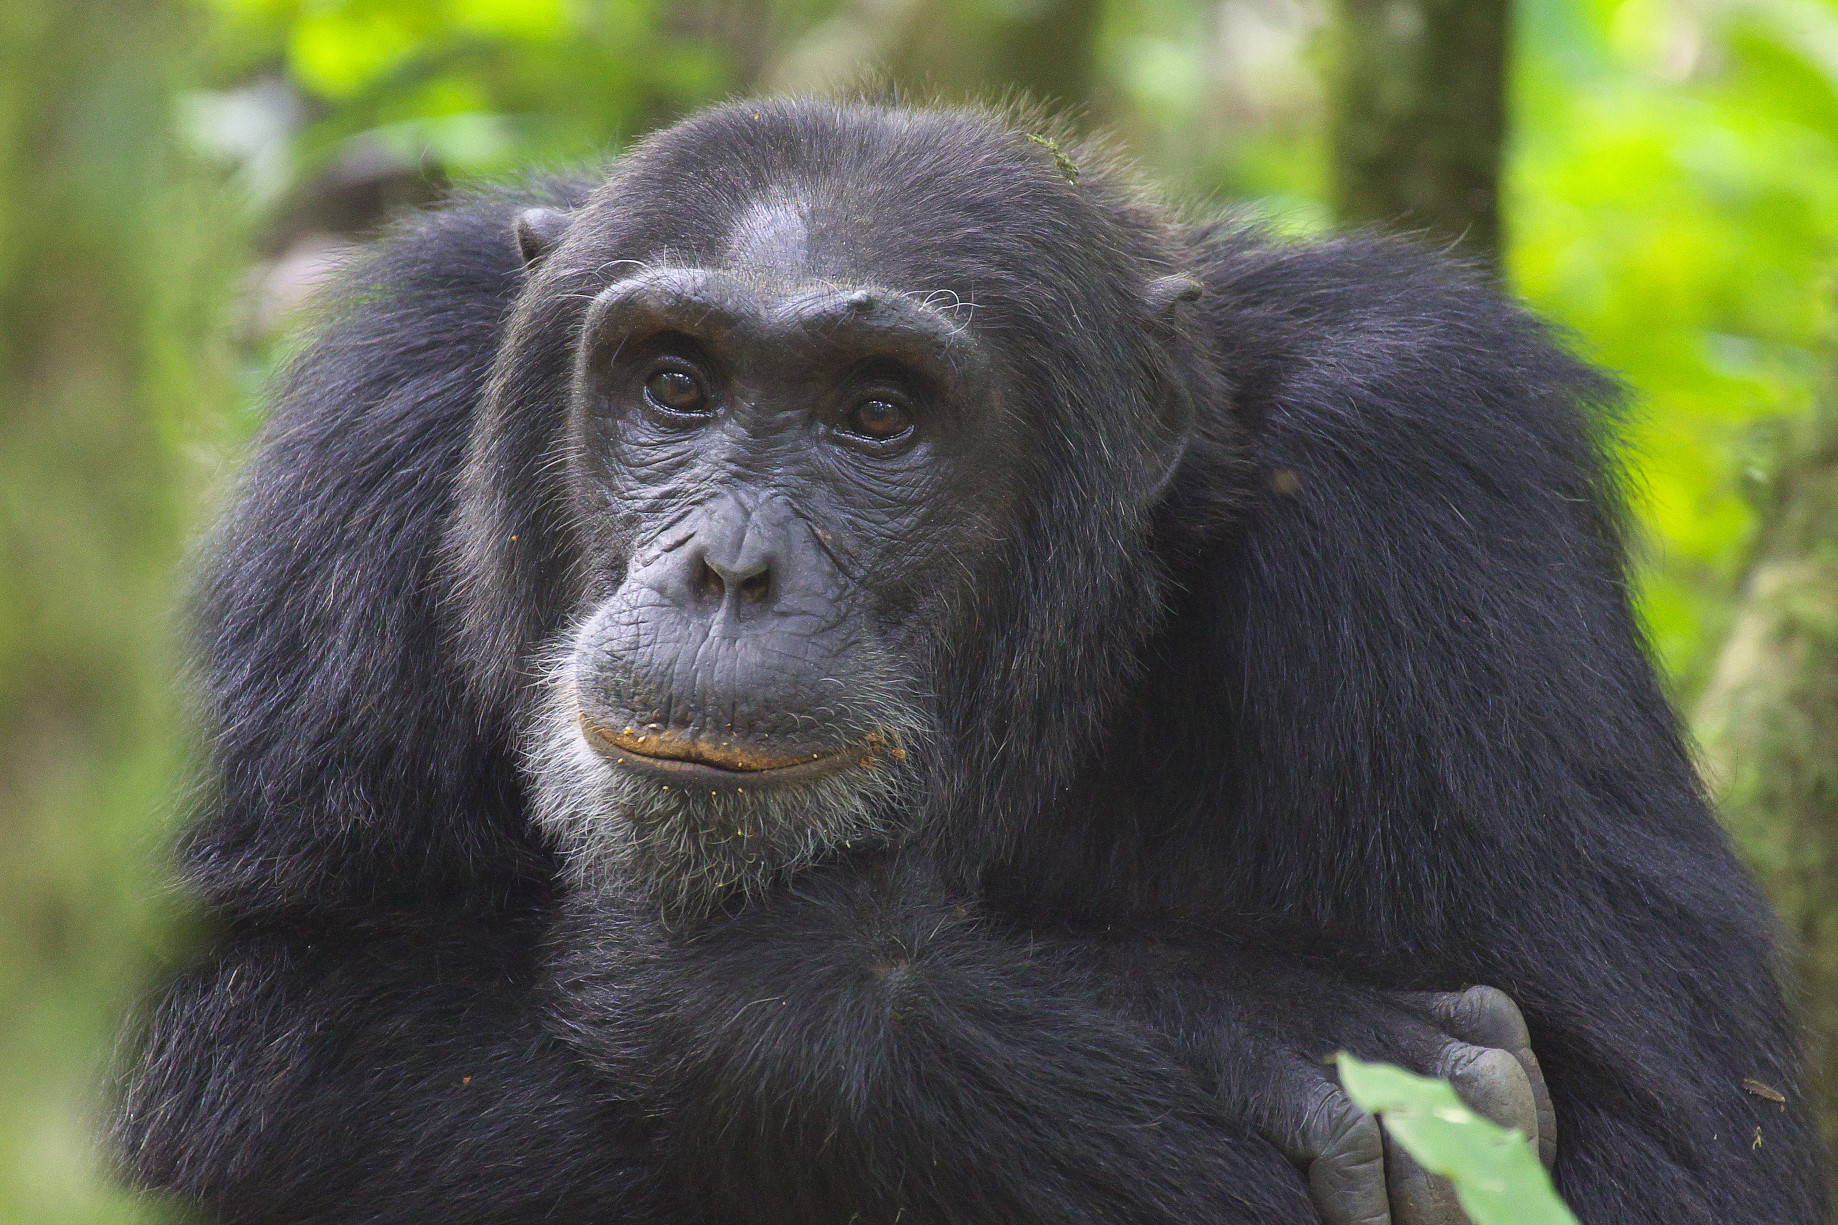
[577, 713, 844, 773]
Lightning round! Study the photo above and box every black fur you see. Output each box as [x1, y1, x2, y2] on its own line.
[113, 99, 1825, 1223]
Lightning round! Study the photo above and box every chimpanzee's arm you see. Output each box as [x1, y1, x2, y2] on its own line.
[118, 863, 1545, 1225]
[1177, 230, 1829, 1224]
[105, 183, 701, 1224]
[548, 857, 1550, 1225]
[114, 905, 703, 1225]
[548, 860, 1321, 1225]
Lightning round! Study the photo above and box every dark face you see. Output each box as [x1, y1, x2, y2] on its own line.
[524, 215, 1024, 912]
[461, 103, 1210, 915]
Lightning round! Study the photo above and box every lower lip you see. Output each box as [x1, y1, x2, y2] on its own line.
[581, 724, 858, 790]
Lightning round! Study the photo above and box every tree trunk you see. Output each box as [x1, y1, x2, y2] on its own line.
[1330, 0, 1511, 259]
[1696, 392, 1838, 1170]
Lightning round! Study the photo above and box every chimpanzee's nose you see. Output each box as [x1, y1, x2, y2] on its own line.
[690, 548, 773, 607]
[643, 493, 792, 620]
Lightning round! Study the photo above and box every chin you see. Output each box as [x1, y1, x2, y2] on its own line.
[524, 650, 927, 917]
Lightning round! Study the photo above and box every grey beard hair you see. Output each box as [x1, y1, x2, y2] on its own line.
[523, 637, 932, 917]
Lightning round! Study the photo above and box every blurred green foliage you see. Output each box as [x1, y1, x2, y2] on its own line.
[193, 0, 741, 184]
[4, 0, 1838, 1220]
[1513, 0, 1838, 690]
[0, 3, 242, 1222]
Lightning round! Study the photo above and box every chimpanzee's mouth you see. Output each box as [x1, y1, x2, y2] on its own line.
[578, 714, 898, 788]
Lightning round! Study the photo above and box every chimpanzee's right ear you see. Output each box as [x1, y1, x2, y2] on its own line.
[1143, 274, 1203, 319]
[514, 208, 572, 267]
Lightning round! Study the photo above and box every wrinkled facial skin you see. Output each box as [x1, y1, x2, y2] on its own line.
[528, 255, 1018, 915]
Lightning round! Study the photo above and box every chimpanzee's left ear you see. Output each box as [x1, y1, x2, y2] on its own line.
[514, 208, 573, 267]
[1137, 274, 1205, 496]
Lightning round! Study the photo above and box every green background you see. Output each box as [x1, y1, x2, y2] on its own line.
[3, 0, 1835, 1219]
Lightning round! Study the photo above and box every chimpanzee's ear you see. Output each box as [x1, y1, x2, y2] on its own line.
[515, 208, 573, 267]
[1138, 275, 1205, 497]
[1143, 274, 1203, 319]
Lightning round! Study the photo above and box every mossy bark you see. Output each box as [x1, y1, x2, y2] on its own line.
[1330, 0, 1511, 260]
[1697, 397, 1838, 1170]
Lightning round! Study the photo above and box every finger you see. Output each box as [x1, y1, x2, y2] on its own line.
[1387, 1042, 1530, 1225]
[1420, 985, 1527, 1053]
[1266, 1064, 1393, 1225]
[1440, 1040, 1538, 1153]
[1385, 1137, 1470, 1225]
[1299, 1078, 1393, 1225]
[1421, 986, 1557, 1170]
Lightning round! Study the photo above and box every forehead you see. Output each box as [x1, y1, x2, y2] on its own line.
[668, 181, 980, 296]
[725, 195, 813, 281]
[714, 191, 957, 303]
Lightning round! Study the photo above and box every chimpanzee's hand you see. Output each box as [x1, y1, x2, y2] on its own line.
[1256, 985, 1555, 1225]
[1048, 933, 1556, 1225]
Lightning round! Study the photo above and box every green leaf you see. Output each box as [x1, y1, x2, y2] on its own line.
[1336, 1053, 1580, 1225]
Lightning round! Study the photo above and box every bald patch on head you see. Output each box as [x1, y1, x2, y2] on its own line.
[726, 196, 812, 280]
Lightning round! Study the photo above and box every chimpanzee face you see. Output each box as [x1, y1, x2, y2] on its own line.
[479, 107, 1199, 915]
[525, 200, 1026, 913]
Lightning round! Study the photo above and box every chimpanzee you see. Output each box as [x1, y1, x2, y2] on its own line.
[112, 99, 1826, 1225]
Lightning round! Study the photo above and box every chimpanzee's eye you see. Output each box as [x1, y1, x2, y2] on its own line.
[846, 397, 912, 440]
[644, 369, 709, 418]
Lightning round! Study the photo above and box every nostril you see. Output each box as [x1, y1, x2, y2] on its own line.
[692, 554, 723, 604]
[739, 569, 771, 605]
